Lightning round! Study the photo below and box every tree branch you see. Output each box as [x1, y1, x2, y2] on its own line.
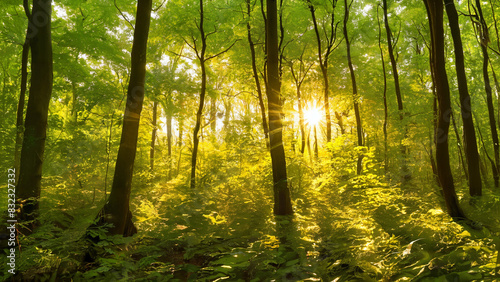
[114, 0, 134, 30]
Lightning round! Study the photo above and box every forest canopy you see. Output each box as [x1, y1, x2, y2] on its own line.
[0, 0, 499, 280]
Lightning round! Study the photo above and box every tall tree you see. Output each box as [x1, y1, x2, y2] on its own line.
[308, 0, 340, 143]
[96, 0, 152, 236]
[423, 0, 465, 218]
[188, 0, 236, 189]
[289, 48, 313, 154]
[444, 0, 482, 196]
[382, 0, 410, 180]
[343, 0, 363, 175]
[267, 0, 293, 215]
[17, 0, 53, 225]
[377, 4, 388, 175]
[472, 0, 499, 187]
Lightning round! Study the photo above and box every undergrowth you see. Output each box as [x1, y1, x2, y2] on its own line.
[1, 136, 499, 281]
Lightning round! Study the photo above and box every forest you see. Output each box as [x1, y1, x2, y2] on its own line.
[1, 0, 500, 280]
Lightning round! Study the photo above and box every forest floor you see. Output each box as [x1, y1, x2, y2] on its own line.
[1, 144, 500, 281]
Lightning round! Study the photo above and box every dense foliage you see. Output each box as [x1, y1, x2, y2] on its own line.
[0, 0, 499, 280]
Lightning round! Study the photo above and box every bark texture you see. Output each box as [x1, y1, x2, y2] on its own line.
[444, 0, 482, 196]
[17, 0, 53, 226]
[424, 0, 465, 219]
[267, 0, 293, 215]
[99, 0, 152, 236]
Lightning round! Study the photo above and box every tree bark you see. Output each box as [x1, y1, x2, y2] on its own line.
[17, 0, 53, 226]
[150, 100, 157, 171]
[267, 0, 293, 215]
[444, 0, 482, 196]
[424, 0, 465, 219]
[98, 0, 152, 236]
[343, 0, 363, 175]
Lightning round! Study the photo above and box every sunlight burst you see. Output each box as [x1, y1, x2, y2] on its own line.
[304, 105, 323, 126]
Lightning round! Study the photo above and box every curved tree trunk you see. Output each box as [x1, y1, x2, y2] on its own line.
[383, 0, 410, 181]
[377, 5, 388, 175]
[444, 0, 482, 196]
[474, 0, 499, 187]
[308, 0, 338, 143]
[267, 0, 293, 215]
[98, 0, 152, 236]
[424, 0, 465, 219]
[17, 0, 53, 227]
[343, 0, 363, 175]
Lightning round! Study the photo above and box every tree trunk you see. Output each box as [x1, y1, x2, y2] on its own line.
[314, 125, 318, 158]
[210, 96, 216, 133]
[474, 0, 499, 187]
[17, 0, 53, 226]
[290, 55, 311, 155]
[424, 0, 465, 219]
[377, 5, 388, 175]
[190, 0, 208, 189]
[444, 0, 482, 196]
[308, 1, 336, 142]
[97, 0, 152, 236]
[246, 0, 269, 148]
[150, 100, 157, 171]
[71, 80, 78, 124]
[383, 0, 410, 180]
[343, 0, 363, 175]
[450, 111, 468, 180]
[14, 0, 31, 184]
[267, 0, 293, 215]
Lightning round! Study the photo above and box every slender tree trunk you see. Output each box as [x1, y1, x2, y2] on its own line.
[290, 55, 311, 155]
[444, 0, 482, 196]
[424, 0, 465, 219]
[314, 125, 318, 158]
[383, 0, 410, 180]
[14, 0, 31, 183]
[17, 0, 53, 226]
[473, 0, 499, 187]
[490, 64, 500, 131]
[150, 100, 157, 171]
[297, 84, 306, 154]
[451, 112, 468, 180]
[267, 0, 293, 215]
[308, 1, 336, 142]
[343, 0, 363, 175]
[210, 96, 216, 133]
[71, 80, 78, 124]
[377, 5, 388, 175]
[190, 0, 208, 189]
[97, 0, 152, 236]
[246, 0, 269, 148]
